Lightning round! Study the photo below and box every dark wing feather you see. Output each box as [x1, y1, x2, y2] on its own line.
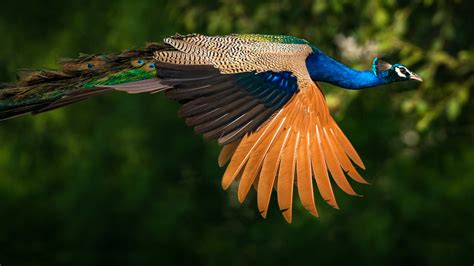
[155, 62, 298, 145]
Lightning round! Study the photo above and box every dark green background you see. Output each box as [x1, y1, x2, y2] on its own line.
[0, 0, 472, 265]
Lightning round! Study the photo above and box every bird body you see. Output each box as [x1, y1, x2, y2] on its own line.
[0, 33, 421, 222]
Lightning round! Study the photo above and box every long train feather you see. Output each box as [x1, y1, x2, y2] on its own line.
[0, 43, 168, 120]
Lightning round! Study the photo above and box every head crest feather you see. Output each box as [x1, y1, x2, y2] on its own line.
[372, 57, 393, 76]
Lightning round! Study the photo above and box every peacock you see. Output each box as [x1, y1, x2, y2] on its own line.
[0, 34, 422, 222]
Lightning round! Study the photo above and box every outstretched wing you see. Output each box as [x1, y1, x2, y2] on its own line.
[110, 34, 368, 222]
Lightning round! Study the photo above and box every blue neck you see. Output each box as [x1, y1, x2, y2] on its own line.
[306, 48, 387, 90]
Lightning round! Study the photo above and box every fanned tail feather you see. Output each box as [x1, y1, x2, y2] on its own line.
[0, 43, 170, 121]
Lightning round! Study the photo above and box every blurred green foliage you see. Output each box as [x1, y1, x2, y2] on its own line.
[0, 0, 473, 265]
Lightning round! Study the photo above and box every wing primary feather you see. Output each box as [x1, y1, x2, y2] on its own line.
[320, 126, 358, 196]
[257, 127, 291, 218]
[296, 125, 318, 217]
[218, 141, 240, 167]
[311, 119, 338, 209]
[237, 116, 286, 203]
[278, 129, 299, 224]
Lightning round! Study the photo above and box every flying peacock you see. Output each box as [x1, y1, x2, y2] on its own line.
[0, 34, 422, 223]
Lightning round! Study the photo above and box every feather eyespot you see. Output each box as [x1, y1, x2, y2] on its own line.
[131, 59, 145, 67]
[145, 63, 156, 71]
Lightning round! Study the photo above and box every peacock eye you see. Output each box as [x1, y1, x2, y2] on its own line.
[400, 67, 408, 75]
[131, 58, 145, 67]
[87, 63, 94, 69]
[146, 63, 156, 71]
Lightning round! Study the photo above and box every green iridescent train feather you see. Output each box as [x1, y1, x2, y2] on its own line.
[0, 43, 168, 119]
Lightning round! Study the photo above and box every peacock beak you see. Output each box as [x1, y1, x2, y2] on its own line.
[410, 73, 423, 82]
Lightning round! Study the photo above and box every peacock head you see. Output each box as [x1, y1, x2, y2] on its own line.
[372, 57, 423, 83]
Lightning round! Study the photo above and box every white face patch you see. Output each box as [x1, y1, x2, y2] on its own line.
[395, 67, 407, 78]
